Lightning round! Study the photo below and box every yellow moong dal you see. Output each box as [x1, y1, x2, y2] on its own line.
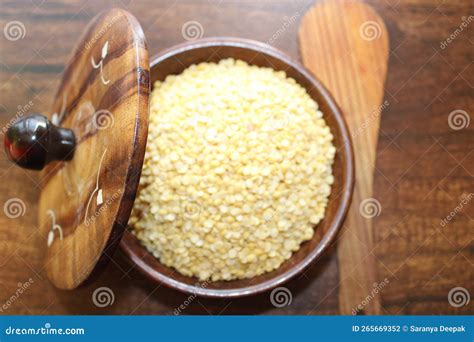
[129, 58, 335, 281]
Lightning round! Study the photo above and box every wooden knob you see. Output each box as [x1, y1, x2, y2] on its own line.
[4, 113, 76, 170]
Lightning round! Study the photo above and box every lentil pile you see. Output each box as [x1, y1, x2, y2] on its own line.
[129, 58, 335, 281]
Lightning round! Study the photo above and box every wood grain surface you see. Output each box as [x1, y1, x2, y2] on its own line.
[0, 0, 472, 315]
[299, 0, 389, 315]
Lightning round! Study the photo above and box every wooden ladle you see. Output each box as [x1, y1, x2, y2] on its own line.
[299, 0, 389, 314]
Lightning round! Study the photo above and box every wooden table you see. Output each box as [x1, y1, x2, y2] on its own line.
[0, 0, 472, 315]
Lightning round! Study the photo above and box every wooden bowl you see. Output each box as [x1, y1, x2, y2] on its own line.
[120, 38, 354, 298]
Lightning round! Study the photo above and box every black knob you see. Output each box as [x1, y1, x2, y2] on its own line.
[4, 113, 76, 170]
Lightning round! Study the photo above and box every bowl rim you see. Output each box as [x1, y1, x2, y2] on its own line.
[120, 37, 355, 298]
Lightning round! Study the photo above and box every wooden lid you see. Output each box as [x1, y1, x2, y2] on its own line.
[38, 8, 150, 289]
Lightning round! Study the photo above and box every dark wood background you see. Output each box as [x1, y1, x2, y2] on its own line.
[0, 0, 472, 315]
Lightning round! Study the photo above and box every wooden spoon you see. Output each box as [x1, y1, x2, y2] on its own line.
[299, 0, 389, 314]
